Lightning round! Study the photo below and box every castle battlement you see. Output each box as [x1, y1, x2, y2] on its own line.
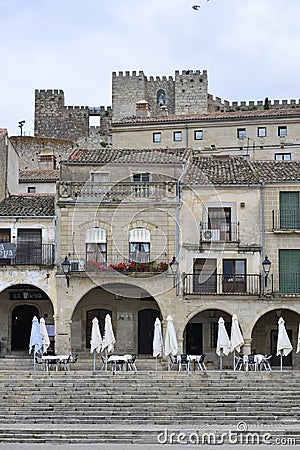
[66, 105, 88, 111]
[35, 89, 64, 96]
[208, 94, 300, 111]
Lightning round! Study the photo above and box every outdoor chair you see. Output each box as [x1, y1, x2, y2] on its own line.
[178, 354, 190, 371]
[261, 355, 272, 371]
[127, 354, 137, 371]
[70, 354, 78, 370]
[197, 354, 206, 371]
[100, 355, 106, 371]
[168, 354, 177, 371]
[60, 355, 72, 371]
[247, 354, 257, 371]
[35, 355, 43, 371]
[234, 354, 244, 371]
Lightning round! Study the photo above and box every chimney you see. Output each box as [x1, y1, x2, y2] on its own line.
[136, 100, 151, 118]
[38, 148, 56, 169]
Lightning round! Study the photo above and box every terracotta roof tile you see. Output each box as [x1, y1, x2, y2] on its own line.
[0, 195, 55, 216]
[67, 148, 191, 164]
[19, 169, 59, 182]
[113, 108, 300, 125]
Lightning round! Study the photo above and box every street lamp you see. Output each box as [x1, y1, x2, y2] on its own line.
[62, 256, 71, 287]
[262, 255, 271, 289]
[18, 120, 25, 136]
[169, 256, 179, 295]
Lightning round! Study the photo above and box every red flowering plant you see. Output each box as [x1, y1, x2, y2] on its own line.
[85, 261, 107, 271]
[109, 261, 169, 273]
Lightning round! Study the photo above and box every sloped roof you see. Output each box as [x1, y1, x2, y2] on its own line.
[19, 169, 59, 182]
[113, 108, 300, 125]
[0, 195, 55, 216]
[250, 160, 300, 182]
[183, 156, 300, 185]
[67, 148, 191, 164]
[184, 155, 258, 185]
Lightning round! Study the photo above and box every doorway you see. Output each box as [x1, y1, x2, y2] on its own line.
[270, 329, 293, 366]
[138, 309, 160, 354]
[11, 305, 39, 351]
[186, 323, 203, 355]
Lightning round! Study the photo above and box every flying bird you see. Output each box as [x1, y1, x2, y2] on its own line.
[192, 5, 200, 10]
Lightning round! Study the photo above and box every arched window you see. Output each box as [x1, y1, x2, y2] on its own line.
[157, 89, 166, 107]
[86, 228, 107, 265]
[129, 228, 150, 263]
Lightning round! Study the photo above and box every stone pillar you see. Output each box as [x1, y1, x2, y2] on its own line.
[53, 314, 72, 354]
[243, 338, 253, 356]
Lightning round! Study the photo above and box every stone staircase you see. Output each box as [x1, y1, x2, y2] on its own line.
[0, 360, 299, 444]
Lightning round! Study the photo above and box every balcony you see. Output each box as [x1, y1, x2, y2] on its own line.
[0, 244, 55, 267]
[200, 222, 239, 243]
[58, 181, 178, 203]
[183, 273, 261, 296]
[67, 254, 169, 277]
[272, 210, 300, 231]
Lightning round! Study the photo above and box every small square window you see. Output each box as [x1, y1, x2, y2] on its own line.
[153, 132, 161, 143]
[237, 128, 246, 139]
[275, 153, 291, 161]
[174, 131, 182, 142]
[194, 130, 203, 140]
[278, 126, 287, 137]
[28, 187, 36, 193]
[258, 127, 267, 138]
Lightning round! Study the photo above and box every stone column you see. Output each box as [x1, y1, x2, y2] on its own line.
[243, 338, 253, 356]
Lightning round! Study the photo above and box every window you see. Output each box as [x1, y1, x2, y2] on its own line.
[257, 127, 266, 138]
[153, 132, 161, 143]
[173, 131, 182, 142]
[193, 258, 217, 294]
[237, 128, 246, 139]
[207, 207, 234, 241]
[194, 130, 203, 140]
[275, 153, 291, 161]
[129, 228, 150, 263]
[223, 259, 246, 293]
[279, 249, 300, 294]
[132, 173, 150, 182]
[27, 187, 36, 193]
[278, 126, 287, 137]
[279, 191, 299, 229]
[91, 172, 110, 182]
[86, 228, 107, 266]
[16, 229, 42, 265]
[157, 89, 165, 106]
[0, 229, 11, 265]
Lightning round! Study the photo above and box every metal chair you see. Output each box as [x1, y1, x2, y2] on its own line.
[247, 354, 257, 371]
[127, 354, 137, 371]
[234, 354, 244, 371]
[178, 354, 190, 371]
[197, 354, 206, 371]
[261, 355, 272, 371]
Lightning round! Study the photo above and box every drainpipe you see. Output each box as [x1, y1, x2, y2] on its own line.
[261, 181, 265, 294]
[185, 123, 189, 148]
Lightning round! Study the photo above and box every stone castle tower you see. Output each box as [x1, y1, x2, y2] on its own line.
[112, 69, 209, 120]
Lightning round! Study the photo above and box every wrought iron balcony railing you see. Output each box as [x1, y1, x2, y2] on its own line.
[200, 222, 239, 243]
[0, 244, 55, 266]
[272, 209, 300, 231]
[183, 273, 261, 295]
[66, 253, 170, 276]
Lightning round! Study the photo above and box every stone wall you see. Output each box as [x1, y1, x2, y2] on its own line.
[34, 89, 89, 141]
[10, 136, 75, 170]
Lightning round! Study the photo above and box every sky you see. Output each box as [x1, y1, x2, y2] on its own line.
[1, 0, 300, 136]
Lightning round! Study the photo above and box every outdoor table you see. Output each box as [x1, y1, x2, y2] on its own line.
[41, 355, 69, 371]
[107, 354, 133, 371]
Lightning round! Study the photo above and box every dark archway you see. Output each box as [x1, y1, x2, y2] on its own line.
[11, 304, 39, 351]
[138, 309, 160, 354]
[86, 308, 112, 348]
